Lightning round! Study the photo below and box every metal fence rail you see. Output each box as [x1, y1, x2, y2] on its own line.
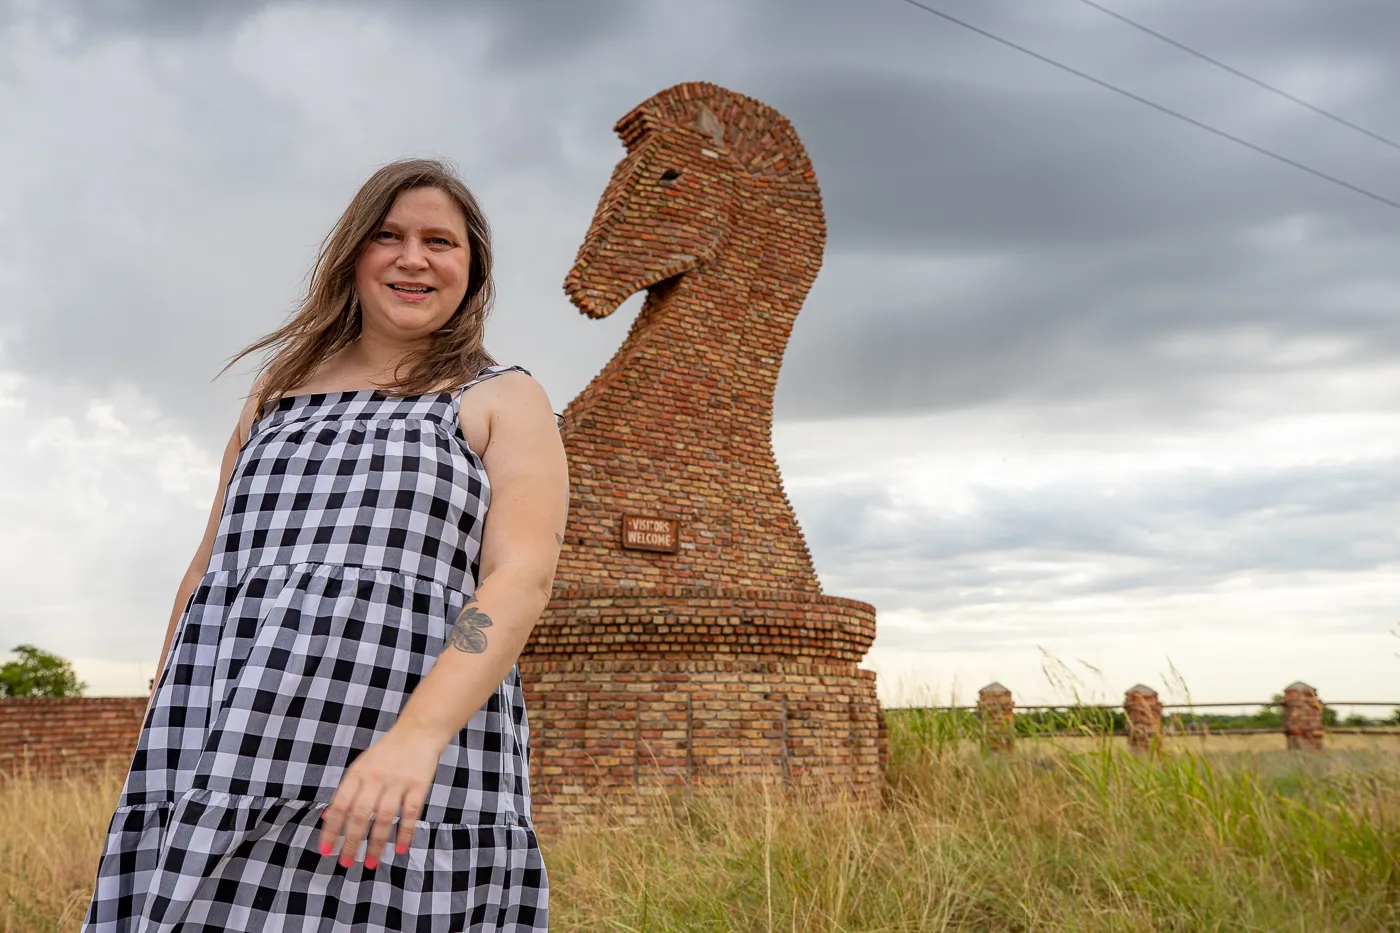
[899, 700, 1400, 712]
[893, 682, 1400, 752]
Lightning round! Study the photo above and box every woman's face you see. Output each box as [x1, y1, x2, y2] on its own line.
[354, 186, 472, 344]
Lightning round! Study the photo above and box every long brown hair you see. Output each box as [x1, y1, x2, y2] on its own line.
[221, 158, 498, 416]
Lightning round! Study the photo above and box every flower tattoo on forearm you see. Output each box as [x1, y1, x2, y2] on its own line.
[449, 603, 493, 654]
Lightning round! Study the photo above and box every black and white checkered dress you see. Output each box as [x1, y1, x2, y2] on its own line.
[84, 364, 548, 932]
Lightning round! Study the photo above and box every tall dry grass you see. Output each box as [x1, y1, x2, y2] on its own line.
[4, 716, 1398, 932]
[0, 763, 120, 932]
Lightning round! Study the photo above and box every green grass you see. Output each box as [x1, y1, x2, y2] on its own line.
[544, 711, 1400, 932]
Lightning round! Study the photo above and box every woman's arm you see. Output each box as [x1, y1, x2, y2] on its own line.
[395, 373, 569, 742]
[318, 371, 569, 868]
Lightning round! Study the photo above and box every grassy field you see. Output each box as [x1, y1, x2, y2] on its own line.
[4, 714, 1397, 932]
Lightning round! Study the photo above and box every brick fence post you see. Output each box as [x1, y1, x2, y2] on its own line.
[977, 682, 1015, 752]
[1281, 681, 1325, 751]
[1124, 684, 1163, 755]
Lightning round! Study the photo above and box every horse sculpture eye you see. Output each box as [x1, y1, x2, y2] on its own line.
[659, 168, 682, 184]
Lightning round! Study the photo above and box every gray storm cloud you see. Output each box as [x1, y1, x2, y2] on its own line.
[0, 0, 1396, 700]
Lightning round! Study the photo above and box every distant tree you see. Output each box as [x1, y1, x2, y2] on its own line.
[0, 644, 87, 697]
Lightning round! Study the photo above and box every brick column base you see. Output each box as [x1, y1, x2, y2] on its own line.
[520, 659, 883, 833]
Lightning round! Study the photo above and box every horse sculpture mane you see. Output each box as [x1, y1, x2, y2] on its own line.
[519, 82, 883, 829]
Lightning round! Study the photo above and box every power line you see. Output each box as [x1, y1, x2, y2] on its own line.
[1074, 0, 1400, 154]
[893, 0, 1400, 212]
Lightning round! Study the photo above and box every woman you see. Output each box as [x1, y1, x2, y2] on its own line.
[83, 158, 569, 932]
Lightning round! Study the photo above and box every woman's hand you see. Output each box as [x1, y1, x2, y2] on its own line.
[317, 724, 445, 870]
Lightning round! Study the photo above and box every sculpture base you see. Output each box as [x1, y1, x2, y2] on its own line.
[519, 657, 886, 833]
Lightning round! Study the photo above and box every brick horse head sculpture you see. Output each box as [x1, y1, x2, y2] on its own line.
[519, 82, 884, 829]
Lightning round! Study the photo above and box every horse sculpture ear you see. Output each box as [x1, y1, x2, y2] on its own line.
[693, 105, 725, 149]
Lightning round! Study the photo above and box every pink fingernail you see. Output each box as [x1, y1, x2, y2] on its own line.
[339, 855, 353, 869]
[364, 856, 378, 870]
[396, 843, 408, 855]
[320, 843, 333, 857]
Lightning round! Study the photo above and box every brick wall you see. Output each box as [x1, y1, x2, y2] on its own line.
[521, 81, 885, 831]
[0, 697, 145, 778]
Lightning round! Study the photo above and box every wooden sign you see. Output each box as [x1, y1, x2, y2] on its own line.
[621, 515, 679, 553]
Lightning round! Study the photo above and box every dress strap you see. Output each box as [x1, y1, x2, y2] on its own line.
[452, 364, 531, 405]
[452, 365, 567, 430]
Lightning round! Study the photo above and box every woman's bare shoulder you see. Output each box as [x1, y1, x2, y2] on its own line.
[480, 370, 552, 413]
[470, 370, 557, 452]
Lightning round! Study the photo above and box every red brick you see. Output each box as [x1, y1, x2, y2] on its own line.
[522, 82, 886, 834]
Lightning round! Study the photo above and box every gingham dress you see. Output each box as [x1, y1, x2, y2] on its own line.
[84, 364, 547, 933]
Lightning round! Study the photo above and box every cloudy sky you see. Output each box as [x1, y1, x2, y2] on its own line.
[2, 0, 1396, 712]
